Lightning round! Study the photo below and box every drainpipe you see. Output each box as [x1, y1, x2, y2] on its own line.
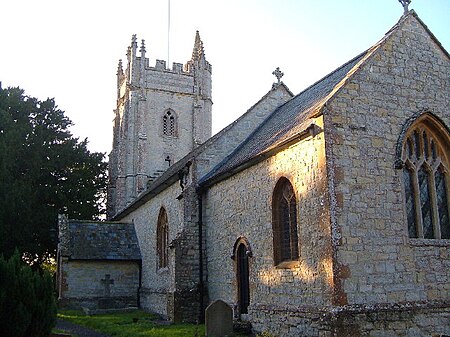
[198, 192, 204, 323]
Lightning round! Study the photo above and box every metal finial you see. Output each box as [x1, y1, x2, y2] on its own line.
[398, 0, 411, 14]
[272, 67, 284, 84]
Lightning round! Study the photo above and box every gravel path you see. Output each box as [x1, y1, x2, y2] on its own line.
[55, 319, 111, 337]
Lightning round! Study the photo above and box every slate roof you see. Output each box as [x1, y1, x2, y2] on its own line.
[112, 83, 293, 220]
[67, 221, 141, 260]
[198, 50, 371, 186]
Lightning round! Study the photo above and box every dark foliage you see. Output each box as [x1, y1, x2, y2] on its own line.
[0, 86, 107, 265]
[0, 251, 57, 337]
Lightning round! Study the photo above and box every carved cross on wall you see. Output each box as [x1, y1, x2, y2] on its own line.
[272, 67, 284, 84]
[398, 0, 411, 14]
[101, 274, 114, 297]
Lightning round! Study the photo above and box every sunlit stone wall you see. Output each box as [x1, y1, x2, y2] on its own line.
[324, 13, 450, 309]
[204, 115, 333, 334]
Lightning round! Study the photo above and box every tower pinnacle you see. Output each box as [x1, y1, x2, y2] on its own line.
[140, 39, 146, 54]
[117, 59, 123, 76]
[191, 31, 205, 61]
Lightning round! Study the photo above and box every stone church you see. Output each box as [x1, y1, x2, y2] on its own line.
[57, 9, 450, 336]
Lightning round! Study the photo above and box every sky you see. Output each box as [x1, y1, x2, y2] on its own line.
[1, 0, 449, 154]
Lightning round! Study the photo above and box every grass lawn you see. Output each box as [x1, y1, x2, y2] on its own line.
[57, 310, 204, 337]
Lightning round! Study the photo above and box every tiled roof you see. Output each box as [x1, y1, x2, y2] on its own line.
[68, 221, 141, 260]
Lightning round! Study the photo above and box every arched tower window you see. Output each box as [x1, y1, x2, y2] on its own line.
[400, 114, 450, 239]
[272, 177, 299, 265]
[157, 207, 169, 268]
[162, 110, 177, 137]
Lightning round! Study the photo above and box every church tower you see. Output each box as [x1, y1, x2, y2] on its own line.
[107, 32, 212, 218]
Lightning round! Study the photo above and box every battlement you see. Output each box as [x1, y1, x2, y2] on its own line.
[108, 31, 213, 219]
[116, 33, 212, 100]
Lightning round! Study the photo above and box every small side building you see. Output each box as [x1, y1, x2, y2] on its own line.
[57, 215, 141, 310]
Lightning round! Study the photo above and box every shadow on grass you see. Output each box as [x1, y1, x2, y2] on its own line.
[57, 310, 204, 337]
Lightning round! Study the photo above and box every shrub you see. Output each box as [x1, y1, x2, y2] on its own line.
[0, 251, 57, 337]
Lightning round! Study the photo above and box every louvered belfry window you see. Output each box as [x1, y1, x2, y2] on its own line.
[402, 116, 450, 239]
[272, 177, 299, 265]
[163, 110, 176, 137]
[157, 207, 169, 268]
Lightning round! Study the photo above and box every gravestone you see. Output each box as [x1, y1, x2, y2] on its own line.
[205, 300, 233, 337]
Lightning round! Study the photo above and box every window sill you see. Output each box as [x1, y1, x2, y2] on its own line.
[275, 261, 299, 269]
[157, 267, 169, 274]
[409, 238, 450, 247]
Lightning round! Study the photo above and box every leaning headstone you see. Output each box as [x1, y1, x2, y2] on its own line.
[205, 299, 233, 337]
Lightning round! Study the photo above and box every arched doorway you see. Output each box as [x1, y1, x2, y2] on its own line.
[232, 237, 252, 315]
[237, 243, 250, 314]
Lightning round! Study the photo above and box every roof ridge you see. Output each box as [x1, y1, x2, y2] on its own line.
[199, 11, 420, 188]
[199, 49, 373, 187]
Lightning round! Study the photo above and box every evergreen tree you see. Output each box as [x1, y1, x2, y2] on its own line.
[0, 86, 107, 266]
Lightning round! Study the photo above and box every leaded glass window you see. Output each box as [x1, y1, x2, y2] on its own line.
[403, 167, 417, 238]
[157, 207, 169, 268]
[272, 177, 299, 265]
[436, 168, 450, 239]
[162, 110, 177, 137]
[401, 116, 450, 239]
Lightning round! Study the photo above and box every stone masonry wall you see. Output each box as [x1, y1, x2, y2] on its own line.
[324, 13, 449, 308]
[121, 181, 184, 318]
[204, 116, 333, 333]
[60, 260, 140, 310]
[196, 84, 293, 177]
[108, 34, 212, 217]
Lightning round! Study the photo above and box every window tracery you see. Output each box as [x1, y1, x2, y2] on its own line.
[162, 110, 177, 137]
[401, 115, 450, 239]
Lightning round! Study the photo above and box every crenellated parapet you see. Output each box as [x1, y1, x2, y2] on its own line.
[107, 32, 213, 219]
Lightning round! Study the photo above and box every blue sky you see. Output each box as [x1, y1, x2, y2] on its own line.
[1, 0, 448, 153]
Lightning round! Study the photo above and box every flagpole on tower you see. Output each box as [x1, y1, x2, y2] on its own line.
[168, 0, 171, 66]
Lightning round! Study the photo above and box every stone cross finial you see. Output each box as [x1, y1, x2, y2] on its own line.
[398, 0, 411, 14]
[272, 67, 284, 84]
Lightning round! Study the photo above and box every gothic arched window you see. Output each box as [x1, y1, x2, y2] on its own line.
[401, 115, 450, 239]
[157, 207, 169, 268]
[162, 110, 177, 137]
[272, 177, 299, 265]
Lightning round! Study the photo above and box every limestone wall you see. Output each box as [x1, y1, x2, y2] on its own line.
[324, 13, 450, 310]
[137, 89, 196, 173]
[121, 181, 183, 318]
[197, 84, 293, 178]
[60, 260, 140, 310]
[204, 120, 332, 323]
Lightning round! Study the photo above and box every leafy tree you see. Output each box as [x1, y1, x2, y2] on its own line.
[0, 86, 107, 266]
